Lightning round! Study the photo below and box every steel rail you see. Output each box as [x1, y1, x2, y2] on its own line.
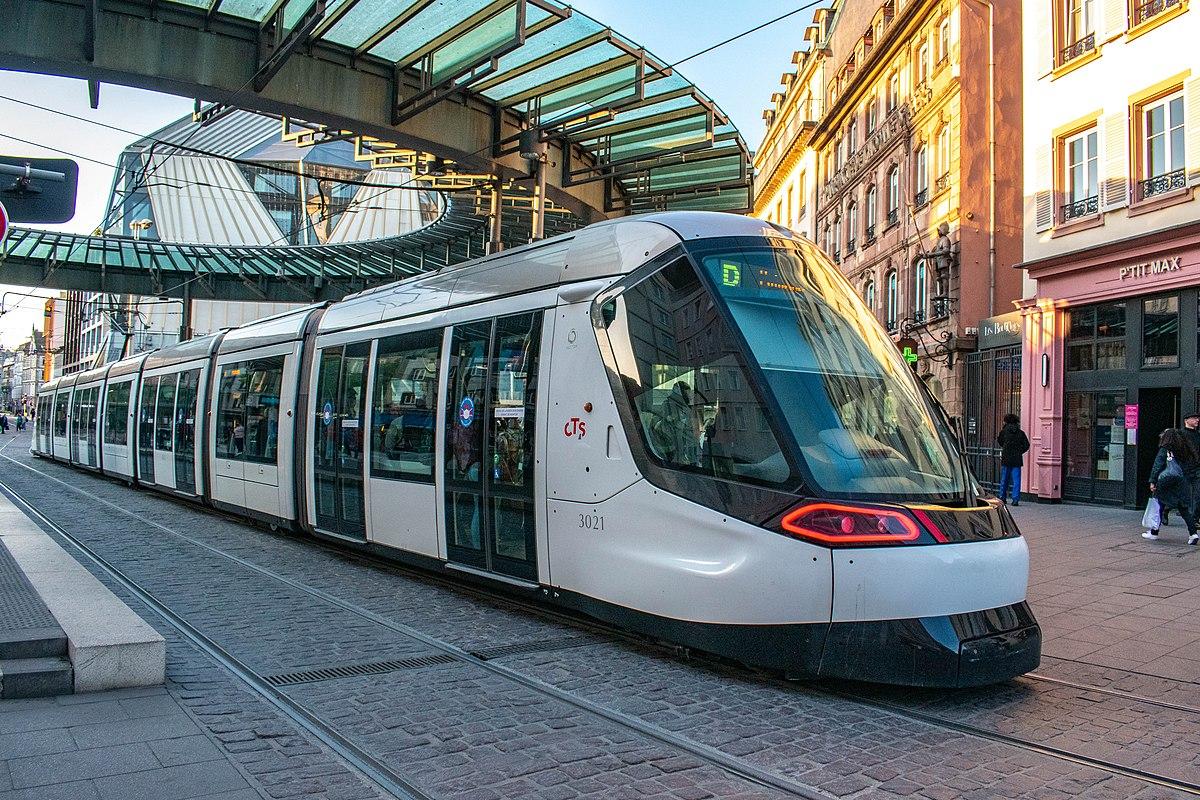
[0, 449, 830, 800]
[0, 475, 435, 800]
[11, 446, 1200, 797]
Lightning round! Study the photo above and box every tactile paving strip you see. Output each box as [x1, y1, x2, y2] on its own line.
[0, 540, 61, 634]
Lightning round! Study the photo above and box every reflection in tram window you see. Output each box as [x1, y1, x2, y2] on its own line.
[244, 357, 283, 464]
[371, 330, 440, 482]
[104, 382, 131, 445]
[603, 257, 793, 487]
[216, 365, 245, 458]
[53, 394, 68, 438]
[155, 375, 177, 452]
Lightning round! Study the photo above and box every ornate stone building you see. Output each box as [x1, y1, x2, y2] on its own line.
[754, 0, 1024, 417]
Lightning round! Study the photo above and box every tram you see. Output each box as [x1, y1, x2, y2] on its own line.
[33, 212, 1040, 687]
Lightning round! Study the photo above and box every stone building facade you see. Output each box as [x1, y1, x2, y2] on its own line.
[754, 0, 1024, 417]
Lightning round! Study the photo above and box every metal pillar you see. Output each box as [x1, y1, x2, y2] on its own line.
[531, 156, 547, 242]
[179, 286, 192, 343]
[488, 177, 504, 255]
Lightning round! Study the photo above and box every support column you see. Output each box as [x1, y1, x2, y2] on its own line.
[488, 177, 504, 255]
[179, 286, 192, 343]
[531, 156, 547, 242]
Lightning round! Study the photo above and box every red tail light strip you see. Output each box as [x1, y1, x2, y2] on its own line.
[911, 508, 951, 543]
[781, 502, 922, 545]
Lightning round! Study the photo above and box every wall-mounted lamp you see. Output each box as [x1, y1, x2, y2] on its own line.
[1040, 353, 1050, 387]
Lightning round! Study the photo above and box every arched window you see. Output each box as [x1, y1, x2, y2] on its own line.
[887, 166, 900, 225]
[914, 258, 928, 321]
[865, 185, 878, 239]
[939, 17, 952, 62]
[866, 95, 878, 133]
[847, 119, 858, 154]
[864, 279, 876, 310]
[832, 214, 842, 258]
[915, 146, 928, 203]
[886, 270, 899, 330]
[887, 71, 899, 112]
[846, 201, 858, 251]
[937, 124, 952, 187]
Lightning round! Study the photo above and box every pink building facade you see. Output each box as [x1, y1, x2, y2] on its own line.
[1020, 222, 1200, 507]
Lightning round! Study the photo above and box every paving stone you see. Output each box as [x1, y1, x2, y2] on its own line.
[7, 742, 159, 788]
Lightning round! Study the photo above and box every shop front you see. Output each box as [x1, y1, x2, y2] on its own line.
[964, 311, 1023, 490]
[1020, 223, 1200, 507]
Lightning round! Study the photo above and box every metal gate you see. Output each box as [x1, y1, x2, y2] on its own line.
[964, 345, 1022, 489]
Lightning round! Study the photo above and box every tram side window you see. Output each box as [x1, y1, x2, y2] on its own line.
[216, 364, 246, 459]
[155, 375, 177, 451]
[601, 258, 793, 487]
[371, 330, 441, 482]
[244, 357, 283, 464]
[216, 358, 283, 463]
[104, 382, 131, 445]
[53, 394, 68, 437]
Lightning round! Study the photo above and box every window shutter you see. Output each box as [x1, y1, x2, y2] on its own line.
[1036, 0, 1054, 76]
[1102, 0, 1127, 40]
[1102, 112, 1129, 210]
[1034, 142, 1054, 232]
[1186, 77, 1200, 186]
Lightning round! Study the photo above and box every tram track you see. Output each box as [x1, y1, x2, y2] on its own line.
[7, 447, 1200, 798]
[0, 451, 830, 800]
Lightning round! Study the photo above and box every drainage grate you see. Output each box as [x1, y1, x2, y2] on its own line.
[470, 635, 598, 661]
[266, 654, 457, 686]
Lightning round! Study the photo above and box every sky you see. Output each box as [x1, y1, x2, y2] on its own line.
[0, 0, 816, 348]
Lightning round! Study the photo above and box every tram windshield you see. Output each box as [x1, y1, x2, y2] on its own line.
[601, 239, 968, 503]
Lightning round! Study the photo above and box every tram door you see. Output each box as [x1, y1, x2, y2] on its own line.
[313, 343, 369, 538]
[137, 376, 157, 483]
[443, 313, 541, 582]
[174, 369, 200, 494]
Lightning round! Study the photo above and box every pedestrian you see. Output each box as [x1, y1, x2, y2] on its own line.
[1183, 413, 1200, 516]
[996, 413, 1030, 505]
[0, 412, 10, 435]
[1144, 428, 1200, 544]
[15, 411, 25, 432]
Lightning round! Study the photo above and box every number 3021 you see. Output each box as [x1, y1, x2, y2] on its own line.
[578, 513, 605, 531]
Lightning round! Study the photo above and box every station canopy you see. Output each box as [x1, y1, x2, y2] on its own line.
[0, 0, 751, 301]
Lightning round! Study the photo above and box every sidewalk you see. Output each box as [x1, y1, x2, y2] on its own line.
[1018, 500, 1200, 679]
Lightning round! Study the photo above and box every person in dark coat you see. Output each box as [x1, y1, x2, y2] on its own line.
[996, 413, 1030, 505]
[1184, 413, 1200, 516]
[1144, 428, 1200, 544]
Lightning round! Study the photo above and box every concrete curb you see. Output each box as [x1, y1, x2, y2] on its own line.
[0, 501, 165, 692]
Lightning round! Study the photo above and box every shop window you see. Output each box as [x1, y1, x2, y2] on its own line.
[1142, 294, 1179, 367]
[1065, 391, 1126, 485]
[1067, 301, 1126, 371]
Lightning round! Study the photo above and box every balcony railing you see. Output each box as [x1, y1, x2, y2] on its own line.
[935, 172, 951, 192]
[1061, 194, 1099, 221]
[931, 297, 953, 321]
[1134, 0, 1182, 25]
[833, 250, 841, 264]
[846, 238, 857, 253]
[913, 188, 929, 207]
[1059, 32, 1095, 65]
[866, 223, 876, 241]
[1139, 167, 1187, 199]
[887, 208, 899, 226]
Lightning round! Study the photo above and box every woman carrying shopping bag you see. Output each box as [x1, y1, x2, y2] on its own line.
[1144, 428, 1200, 544]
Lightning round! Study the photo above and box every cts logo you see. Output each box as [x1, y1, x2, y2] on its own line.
[563, 417, 587, 439]
[458, 396, 475, 427]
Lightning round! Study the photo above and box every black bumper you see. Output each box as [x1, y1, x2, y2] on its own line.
[817, 601, 1041, 688]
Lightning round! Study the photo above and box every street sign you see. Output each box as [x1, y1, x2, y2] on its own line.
[0, 157, 79, 224]
[0, 200, 7, 247]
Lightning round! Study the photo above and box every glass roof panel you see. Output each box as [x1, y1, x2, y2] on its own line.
[212, 0, 278, 22]
[535, 64, 638, 117]
[320, 0, 427, 49]
[430, 4, 518, 84]
[478, 14, 602, 81]
[647, 158, 743, 192]
[282, 0, 319, 29]
[368, 0, 498, 64]
[481, 41, 622, 103]
[166, 0, 212, 8]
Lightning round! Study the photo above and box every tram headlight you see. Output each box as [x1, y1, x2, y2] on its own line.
[780, 502, 922, 546]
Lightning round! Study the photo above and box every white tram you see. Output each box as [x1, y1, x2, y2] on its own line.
[33, 212, 1040, 686]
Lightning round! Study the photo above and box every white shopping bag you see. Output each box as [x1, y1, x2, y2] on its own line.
[1142, 497, 1162, 531]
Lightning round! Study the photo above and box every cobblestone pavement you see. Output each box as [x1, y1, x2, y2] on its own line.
[1, 433, 1199, 799]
